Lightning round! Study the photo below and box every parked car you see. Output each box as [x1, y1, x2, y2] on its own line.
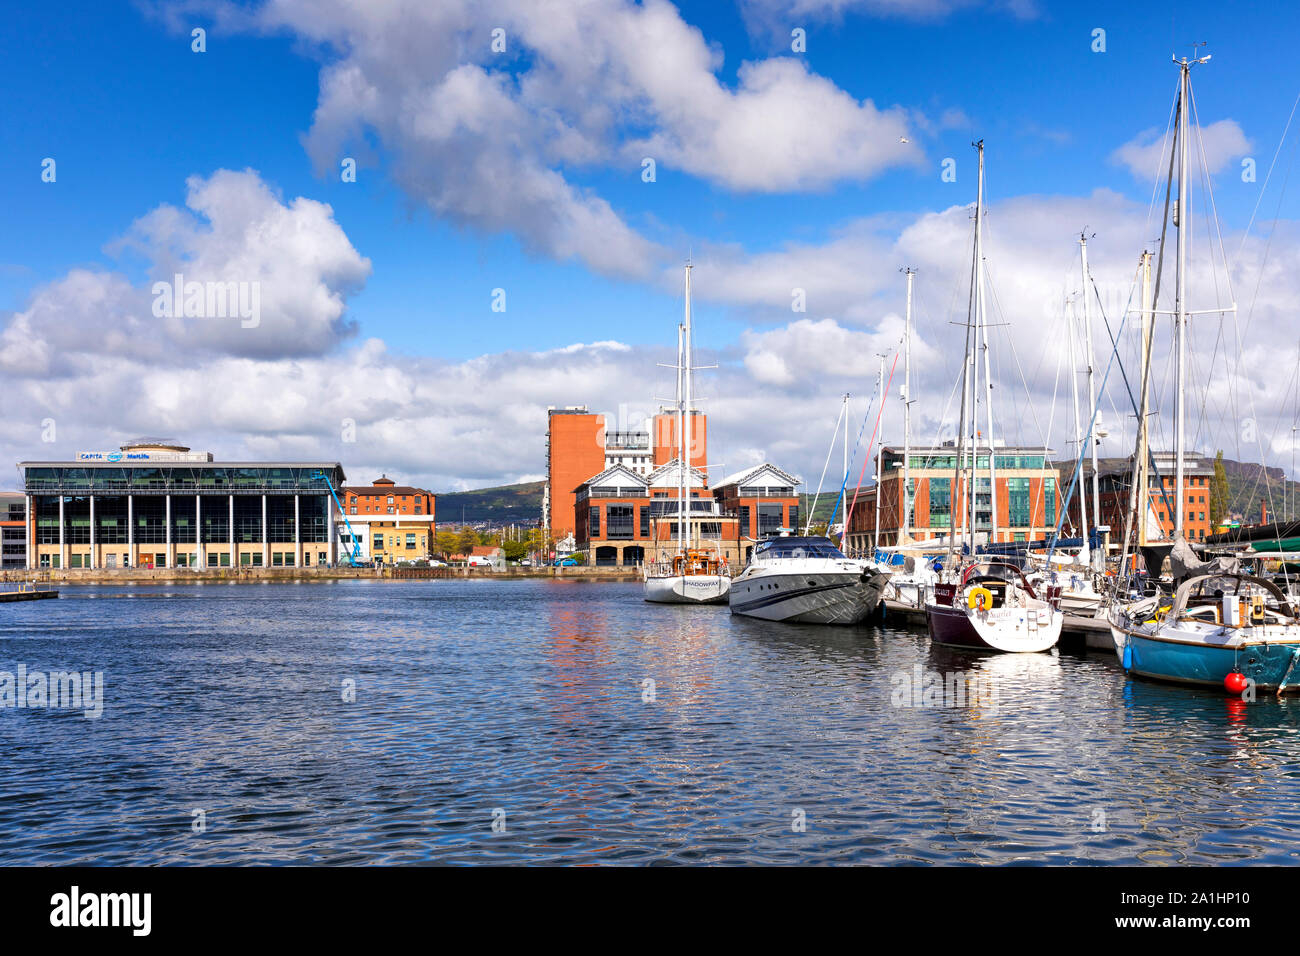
[427, 559, 447, 567]
[553, 557, 579, 567]
[467, 555, 495, 567]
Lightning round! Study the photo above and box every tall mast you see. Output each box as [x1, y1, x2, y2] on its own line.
[1079, 234, 1101, 561]
[1067, 295, 1089, 555]
[1137, 250, 1153, 547]
[1174, 57, 1189, 540]
[901, 268, 915, 545]
[843, 392, 849, 542]
[674, 321, 683, 554]
[875, 354, 884, 550]
[975, 141, 998, 547]
[950, 148, 981, 562]
[681, 262, 692, 552]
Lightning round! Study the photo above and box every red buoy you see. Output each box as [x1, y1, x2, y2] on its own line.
[1225, 672, 1249, 695]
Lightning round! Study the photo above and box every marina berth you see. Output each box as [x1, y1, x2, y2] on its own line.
[926, 561, 1062, 653]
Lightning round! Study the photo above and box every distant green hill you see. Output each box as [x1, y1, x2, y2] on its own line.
[1219, 457, 1299, 523]
[800, 490, 851, 527]
[436, 480, 544, 525]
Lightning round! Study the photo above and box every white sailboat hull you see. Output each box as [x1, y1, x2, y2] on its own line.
[643, 574, 730, 604]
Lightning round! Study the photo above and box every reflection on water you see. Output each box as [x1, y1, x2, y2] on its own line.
[1, 578, 1299, 864]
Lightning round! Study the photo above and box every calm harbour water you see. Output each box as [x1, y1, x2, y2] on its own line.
[1, 578, 1299, 865]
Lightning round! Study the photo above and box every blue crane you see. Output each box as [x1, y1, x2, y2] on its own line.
[312, 469, 361, 567]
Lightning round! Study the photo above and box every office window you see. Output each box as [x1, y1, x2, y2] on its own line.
[788, 505, 799, 531]
[589, 506, 600, 538]
[640, 506, 650, 537]
[758, 503, 783, 536]
[373, 534, 384, 550]
[406, 533, 416, 548]
[1044, 477, 1056, 527]
[739, 505, 751, 538]
[606, 505, 634, 539]
[929, 478, 951, 529]
[1007, 477, 1030, 527]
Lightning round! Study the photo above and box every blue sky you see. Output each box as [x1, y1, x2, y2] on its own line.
[2, 0, 1297, 491]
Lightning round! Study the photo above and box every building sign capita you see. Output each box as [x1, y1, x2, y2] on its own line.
[76, 451, 212, 463]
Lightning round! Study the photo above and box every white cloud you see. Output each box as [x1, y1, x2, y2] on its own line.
[156, 0, 925, 278]
[1111, 119, 1252, 181]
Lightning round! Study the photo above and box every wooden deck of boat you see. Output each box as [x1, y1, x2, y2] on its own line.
[0, 590, 59, 603]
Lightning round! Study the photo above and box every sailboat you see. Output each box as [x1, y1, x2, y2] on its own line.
[643, 262, 731, 605]
[1026, 241, 1107, 618]
[872, 268, 941, 608]
[1107, 52, 1300, 691]
[923, 140, 1063, 653]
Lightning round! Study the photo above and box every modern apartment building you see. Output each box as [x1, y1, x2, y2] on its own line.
[844, 442, 1061, 551]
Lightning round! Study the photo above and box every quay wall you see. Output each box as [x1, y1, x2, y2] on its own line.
[0, 566, 641, 585]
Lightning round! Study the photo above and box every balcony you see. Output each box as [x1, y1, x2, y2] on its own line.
[605, 431, 650, 451]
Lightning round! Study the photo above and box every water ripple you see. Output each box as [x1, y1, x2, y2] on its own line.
[0, 579, 1298, 864]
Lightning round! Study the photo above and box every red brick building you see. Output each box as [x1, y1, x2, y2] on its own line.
[546, 408, 608, 541]
[843, 443, 1061, 551]
[710, 464, 801, 560]
[1096, 451, 1214, 543]
[546, 405, 708, 541]
[574, 460, 799, 566]
[340, 475, 433, 517]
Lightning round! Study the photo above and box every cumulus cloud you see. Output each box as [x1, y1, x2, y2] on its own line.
[1, 162, 377, 377]
[1111, 119, 1252, 181]
[151, 0, 924, 279]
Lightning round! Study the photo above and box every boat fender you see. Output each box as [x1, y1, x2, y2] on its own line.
[1225, 671, 1249, 695]
[1121, 642, 1133, 671]
[967, 586, 993, 611]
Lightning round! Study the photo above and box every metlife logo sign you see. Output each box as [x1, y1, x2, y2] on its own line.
[74, 451, 209, 462]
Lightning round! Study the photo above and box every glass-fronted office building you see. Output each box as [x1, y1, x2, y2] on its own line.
[18, 441, 346, 570]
